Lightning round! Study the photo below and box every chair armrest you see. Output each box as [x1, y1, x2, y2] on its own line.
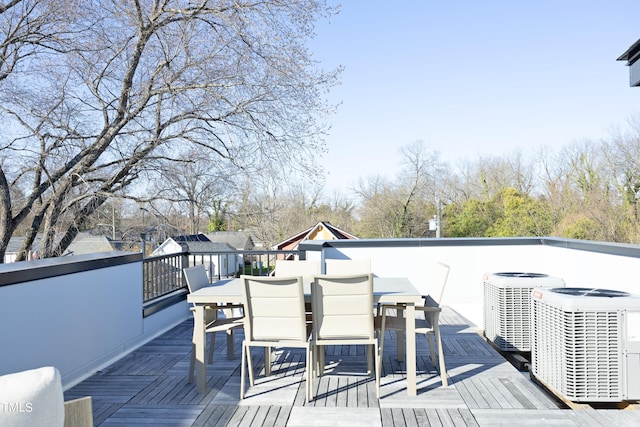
[190, 304, 244, 312]
[416, 305, 441, 326]
[377, 303, 440, 314]
[376, 303, 405, 315]
[189, 305, 218, 312]
[376, 304, 441, 325]
[64, 396, 93, 427]
[415, 306, 441, 313]
[219, 303, 244, 309]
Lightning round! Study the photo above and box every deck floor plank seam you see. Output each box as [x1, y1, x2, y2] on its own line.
[456, 378, 491, 409]
[228, 405, 251, 427]
[402, 407, 421, 427]
[510, 375, 561, 410]
[472, 377, 507, 409]
[497, 377, 538, 410]
[412, 408, 429, 426]
[435, 408, 453, 427]
[379, 407, 394, 426]
[457, 408, 480, 427]
[424, 408, 444, 426]
[455, 377, 487, 409]
[191, 403, 236, 427]
[482, 378, 523, 409]
[389, 407, 404, 426]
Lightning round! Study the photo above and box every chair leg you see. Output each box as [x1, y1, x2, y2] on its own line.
[376, 341, 383, 394]
[395, 308, 406, 362]
[312, 346, 317, 377]
[378, 323, 386, 360]
[374, 341, 380, 398]
[313, 345, 321, 377]
[306, 345, 312, 403]
[434, 327, 448, 387]
[396, 330, 406, 362]
[317, 346, 325, 377]
[240, 343, 246, 399]
[264, 347, 271, 376]
[247, 345, 255, 386]
[189, 342, 196, 384]
[427, 332, 437, 366]
[226, 329, 235, 360]
[208, 332, 216, 364]
[377, 326, 385, 382]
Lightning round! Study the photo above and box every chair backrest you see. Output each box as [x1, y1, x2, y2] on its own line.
[241, 275, 307, 342]
[184, 265, 220, 322]
[423, 262, 450, 306]
[184, 265, 210, 294]
[324, 259, 371, 275]
[275, 259, 321, 277]
[311, 274, 374, 340]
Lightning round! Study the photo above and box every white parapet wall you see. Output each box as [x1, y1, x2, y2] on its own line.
[0, 252, 190, 389]
[4, 239, 640, 388]
[302, 238, 640, 328]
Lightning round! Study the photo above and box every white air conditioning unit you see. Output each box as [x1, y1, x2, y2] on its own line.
[483, 272, 565, 352]
[531, 287, 640, 403]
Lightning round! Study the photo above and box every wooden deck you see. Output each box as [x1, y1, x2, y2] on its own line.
[65, 307, 640, 426]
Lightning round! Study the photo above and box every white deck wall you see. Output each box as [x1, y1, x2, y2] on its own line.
[3, 240, 640, 390]
[310, 242, 640, 328]
[0, 253, 190, 389]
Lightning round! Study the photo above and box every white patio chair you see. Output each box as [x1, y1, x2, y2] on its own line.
[376, 261, 450, 387]
[240, 275, 312, 402]
[0, 366, 93, 427]
[275, 259, 321, 334]
[184, 265, 244, 384]
[311, 273, 380, 398]
[324, 259, 375, 363]
[274, 259, 321, 277]
[324, 258, 371, 275]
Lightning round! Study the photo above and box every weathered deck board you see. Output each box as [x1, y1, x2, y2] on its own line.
[64, 306, 640, 426]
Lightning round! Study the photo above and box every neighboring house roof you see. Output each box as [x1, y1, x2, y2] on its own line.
[275, 221, 358, 251]
[207, 231, 255, 250]
[172, 234, 210, 243]
[151, 238, 184, 256]
[618, 38, 640, 88]
[199, 242, 235, 252]
[6, 237, 28, 255]
[65, 232, 118, 255]
[4, 235, 42, 262]
[152, 234, 235, 255]
[173, 233, 209, 252]
[618, 38, 640, 65]
[6, 235, 43, 253]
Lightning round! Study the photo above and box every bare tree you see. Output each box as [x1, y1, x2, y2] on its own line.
[233, 174, 289, 248]
[0, 0, 340, 261]
[0, 0, 74, 82]
[451, 151, 536, 202]
[148, 147, 237, 235]
[355, 141, 442, 238]
[395, 141, 442, 236]
[231, 170, 358, 248]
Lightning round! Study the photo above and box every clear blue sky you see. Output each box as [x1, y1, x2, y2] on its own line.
[310, 1, 640, 195]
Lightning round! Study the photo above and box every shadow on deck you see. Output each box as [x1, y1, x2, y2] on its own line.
[65, 307, 640, 426]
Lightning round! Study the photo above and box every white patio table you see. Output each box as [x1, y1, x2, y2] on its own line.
[187, 276, 424, 396]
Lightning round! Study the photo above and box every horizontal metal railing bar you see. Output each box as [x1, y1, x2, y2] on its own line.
[142, 249, 301, 304]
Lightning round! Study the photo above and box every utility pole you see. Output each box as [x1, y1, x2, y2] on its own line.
[111, 204, 116, 240]
[436, 199, 442, 238]
[428, 199, 442, 238]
